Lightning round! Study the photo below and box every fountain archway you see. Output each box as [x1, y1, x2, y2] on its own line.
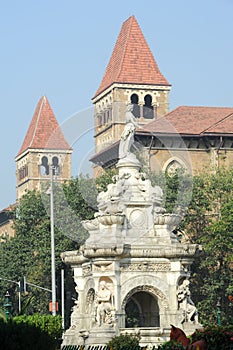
[122, 285, 164, 328]
[125, 290, 160, 327]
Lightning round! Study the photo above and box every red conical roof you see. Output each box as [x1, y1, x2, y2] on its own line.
[94, 15, 170, 98]
[16, 96, 71, 157]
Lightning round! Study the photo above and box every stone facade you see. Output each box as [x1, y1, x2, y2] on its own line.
[93, 85, 170, 155]
[15, 149, 72, 200]
[144, 135, 233, 176]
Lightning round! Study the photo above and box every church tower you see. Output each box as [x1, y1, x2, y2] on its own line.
[92, 16, 171, 156]
[15, 96, 72, 200]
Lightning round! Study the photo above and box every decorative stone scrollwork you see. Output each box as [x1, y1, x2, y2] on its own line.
[96, 182, 125, 215]
[120, 262, 171, 272]
[82, 218, 99, 232]
[83, 264, 92, 277]
[122, 285, 168, 309]
[93, 261, 114, 272]
[129, 209, 147, 228]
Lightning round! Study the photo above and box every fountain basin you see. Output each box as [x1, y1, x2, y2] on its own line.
[154, 213, 181, 227]
[82, 218, 99, 231]
[96, 213, 125, 226]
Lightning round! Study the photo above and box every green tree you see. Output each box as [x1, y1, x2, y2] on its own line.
[149, 168, 233, 325]
[0, 190, 79, 315]
[0, 172, 109, 320]
[183, 169, 233, 325]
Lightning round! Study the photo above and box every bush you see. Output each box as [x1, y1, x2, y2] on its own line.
[0, 318, 59, 350]
[157, 340, 185, 349]
[13, 313, 63, 340]
[107, 333, 141, 350]
[158, 326, 233, 350]
[192, 326, 233, 350]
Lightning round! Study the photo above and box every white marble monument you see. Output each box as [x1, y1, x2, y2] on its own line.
[61, 105, 200, 347]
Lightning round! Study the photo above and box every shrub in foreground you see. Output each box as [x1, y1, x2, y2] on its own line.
[0, 315, 62, 350]
[0, 318, 59, 350]
[192, 326, 233, 350]
[158, 325, 233, 350]
[107, 333, 141, 350]
[14, 313, 63, 340]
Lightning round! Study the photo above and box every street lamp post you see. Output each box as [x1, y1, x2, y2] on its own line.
[4, 291, 12, 320]
[0, 278, 21, 313]
[50, 166, 57, 316]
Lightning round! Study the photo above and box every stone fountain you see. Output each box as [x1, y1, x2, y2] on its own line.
[61, 105, 201, 348]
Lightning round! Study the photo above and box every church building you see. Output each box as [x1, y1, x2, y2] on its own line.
[90, 16, 233, 176]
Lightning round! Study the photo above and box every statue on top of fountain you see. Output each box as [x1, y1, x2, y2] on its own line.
[118, 104, 140, 164]
[83, 103, 181, 246]
[96, 104, 166, 215]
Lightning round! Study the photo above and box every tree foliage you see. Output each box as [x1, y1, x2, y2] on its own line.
[0, 171, 111, 320]
[0, 173, 98, 317]
[0, 315, 62, 350]
[13, 314, 62, 340]
[149, 168, 233, 325]
[184, 169, 233, 326]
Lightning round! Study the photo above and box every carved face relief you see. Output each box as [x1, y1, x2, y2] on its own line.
[129, 209, 147, 228]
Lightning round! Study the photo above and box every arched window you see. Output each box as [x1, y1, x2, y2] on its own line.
[52, 156, 60, 176]
[19, 165, 28, 180]
[143, 94, 153, 119]
[97, 114, 102, 127]
[130, 94, 140, 118]
[40, 156, 49, 176]
[165, 159, 183, 176]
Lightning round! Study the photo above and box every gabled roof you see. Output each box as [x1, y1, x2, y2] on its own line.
[16, 96, 71, 157]
[140, 106, 233, 136]
[90, 106, 233, 166]
[94, 15, 170, 98]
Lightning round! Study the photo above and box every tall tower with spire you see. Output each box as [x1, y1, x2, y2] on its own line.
[15, 96, 72, 200]
[92, 15, 171, 157]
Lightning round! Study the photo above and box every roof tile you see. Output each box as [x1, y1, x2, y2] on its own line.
[16, 96, 71, 157]
[141, 106, 233, 135]
[94, 16, 170, 98]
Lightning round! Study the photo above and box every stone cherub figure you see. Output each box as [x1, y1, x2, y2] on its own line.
[177, 279, 199, 324]
[118, 104, 138, 160]
[95, 280, 114, 327]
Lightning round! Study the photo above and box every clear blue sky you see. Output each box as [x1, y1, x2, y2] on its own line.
[1, 0, 233, 209]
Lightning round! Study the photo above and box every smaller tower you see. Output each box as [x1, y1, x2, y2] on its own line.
[15, 96, 72, 200]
